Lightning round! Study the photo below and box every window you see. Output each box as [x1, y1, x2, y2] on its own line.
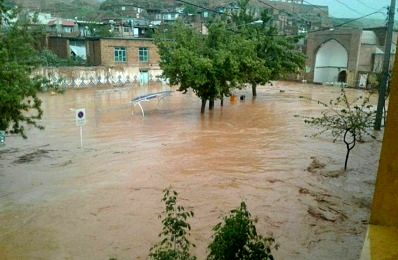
[114, 47, 126, 63]
[123, 27, 130, 33]
[139, 47, 149, 63]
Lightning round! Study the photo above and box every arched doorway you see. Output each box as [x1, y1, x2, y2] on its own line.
[314, 40, 348, 84]
[338, 70, 347, 83]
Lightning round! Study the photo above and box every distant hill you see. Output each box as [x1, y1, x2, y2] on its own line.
[331, 17, 388, 29]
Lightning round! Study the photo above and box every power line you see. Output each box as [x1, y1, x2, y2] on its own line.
[306, 9, 384, 34]
[176, 0, 383, 38]
[302, 0, 329, 16]
[176, 0, 231, 16]
[333, 0, 364, 16]
[257, 0, 311, 25]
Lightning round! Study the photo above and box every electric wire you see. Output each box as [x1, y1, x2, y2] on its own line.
[333, 0, 364, 16]
[306, 9, 385, 34]
[176, 0, 385, 37]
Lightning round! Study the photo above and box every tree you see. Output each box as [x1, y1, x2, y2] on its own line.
[231, 0, 305, 97]
[0, 1, 58, 138]
[207, 202, 277, 260]
[155, 20, 242, 113]
[300, 89, 376, 170]
[149, 188, 196, 260]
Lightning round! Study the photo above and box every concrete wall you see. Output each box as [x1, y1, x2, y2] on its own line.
[370, 39, 398, 227]
[358, 45, 376, 72]
[36, 66, 164, 88]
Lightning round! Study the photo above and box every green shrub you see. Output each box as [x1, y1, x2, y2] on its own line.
[149, 188, 196, 260]
[207, 202, 277, 260]
[38, 49, 86, 67]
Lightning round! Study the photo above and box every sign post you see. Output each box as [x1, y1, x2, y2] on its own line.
[0, 131, 5, 146]
[75, 108, 86, 148]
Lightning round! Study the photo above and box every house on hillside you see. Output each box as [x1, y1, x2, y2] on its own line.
[259, 0, 331, 35]
[48, 18, 78, 37]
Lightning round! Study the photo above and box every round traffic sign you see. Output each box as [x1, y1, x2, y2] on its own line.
[78, 111, 84, 118]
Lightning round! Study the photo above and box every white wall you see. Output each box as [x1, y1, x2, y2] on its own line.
[35, 66, 164, 88]
[314, 39, 348, 83]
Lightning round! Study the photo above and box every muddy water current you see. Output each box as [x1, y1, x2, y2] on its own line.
[0, 82, 381, 259]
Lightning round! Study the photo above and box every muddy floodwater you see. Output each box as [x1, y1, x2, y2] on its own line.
[0, 82, 381, 259]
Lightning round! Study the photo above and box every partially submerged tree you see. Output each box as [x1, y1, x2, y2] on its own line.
[149, 188, 196, 260]
[155, 0, 304, 112]
[301, 89, 376, 170]
[208, 201, 277, 260]
[231, 0, 305, 96]
[155, 20, 242, 113]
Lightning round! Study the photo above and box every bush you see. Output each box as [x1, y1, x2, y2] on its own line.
[300, 88, 376, 170]
[149, 188, 196, 260]
[207, 202, 277, 260]
[38, 49, 86, 67]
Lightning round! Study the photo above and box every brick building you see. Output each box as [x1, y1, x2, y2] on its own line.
[86, 37, 161, 84]
[86, 37, 159, 66]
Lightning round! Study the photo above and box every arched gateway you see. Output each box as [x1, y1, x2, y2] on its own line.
[314, 39, 348, 84]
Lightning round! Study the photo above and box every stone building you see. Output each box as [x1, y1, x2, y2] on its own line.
[305, 28, 397, 88]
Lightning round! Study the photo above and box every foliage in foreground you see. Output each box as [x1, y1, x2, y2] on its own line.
[150, 188, 276, 260]
[300, 88, 376, 170]
[208, 202, 276, 260]
[0, 1, 60, 138]
[149, 188, 196, 260]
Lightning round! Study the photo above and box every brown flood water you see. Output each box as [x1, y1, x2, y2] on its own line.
[0, 82, 381, 259]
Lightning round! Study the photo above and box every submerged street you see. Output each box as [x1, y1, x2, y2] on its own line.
[0, 82, 381, 259]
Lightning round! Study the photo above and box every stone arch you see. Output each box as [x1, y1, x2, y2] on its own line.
[313, 39, 348, 84]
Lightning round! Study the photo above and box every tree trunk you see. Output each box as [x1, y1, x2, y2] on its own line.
[343, 129, 356, 171]
[201, 98, 207, 114]
[220, 96, 224, 107]
[252, 83, 257, 97]
[209, 99, 215, 110]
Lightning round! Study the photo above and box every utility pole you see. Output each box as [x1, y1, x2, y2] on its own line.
[375, 0, 396, 130]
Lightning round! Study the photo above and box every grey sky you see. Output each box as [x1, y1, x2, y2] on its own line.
[305, 0, 391, 19]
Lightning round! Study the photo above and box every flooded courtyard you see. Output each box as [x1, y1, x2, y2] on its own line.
[0, 82, 381, 259]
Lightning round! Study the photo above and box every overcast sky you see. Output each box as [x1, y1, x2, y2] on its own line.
[305, 0, 392, 19]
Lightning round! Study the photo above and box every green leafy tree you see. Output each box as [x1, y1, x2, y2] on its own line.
[149, 188, 196, 260]
[38, 49, 86, 67]
[155, 20, 242, 113]
[231, 0, 305, 96]
[208, 202, 277, 260]
[88, 24, 116, 38]
[300, 89, 376, 170]
[0, 1, 58, 138]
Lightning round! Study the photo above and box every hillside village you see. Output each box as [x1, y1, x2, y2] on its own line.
[2, 0, 396, 88]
